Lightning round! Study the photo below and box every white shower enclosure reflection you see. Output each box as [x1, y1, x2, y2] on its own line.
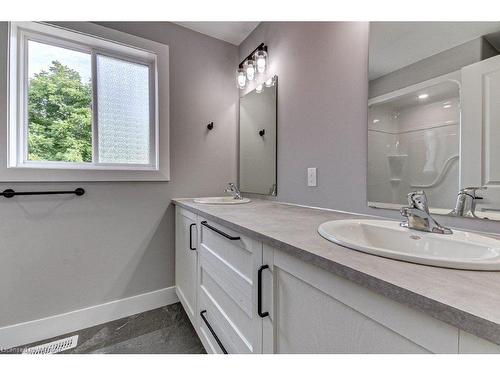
[368, 79, 460, 209]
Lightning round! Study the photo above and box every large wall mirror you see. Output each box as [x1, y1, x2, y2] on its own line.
[368, 22, 500, 221]
[239, 76, 277, 195]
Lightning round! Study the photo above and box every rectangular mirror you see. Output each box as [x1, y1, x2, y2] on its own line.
[239, 76, 277, 195]
[368, 22, 500, 221]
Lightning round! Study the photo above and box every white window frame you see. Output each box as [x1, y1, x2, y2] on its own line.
[6, 22, 169, 181]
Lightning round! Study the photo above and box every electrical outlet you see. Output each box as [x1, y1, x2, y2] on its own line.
[307, 168, 317, 187]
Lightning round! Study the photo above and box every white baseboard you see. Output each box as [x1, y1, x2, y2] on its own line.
[0, 286, 179, 350]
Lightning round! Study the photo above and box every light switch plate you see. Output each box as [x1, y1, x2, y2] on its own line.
[307, 168, 317, 187]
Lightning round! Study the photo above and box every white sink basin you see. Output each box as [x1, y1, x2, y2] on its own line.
[318, 219, 500, 270]
[194, 196, 251, 205]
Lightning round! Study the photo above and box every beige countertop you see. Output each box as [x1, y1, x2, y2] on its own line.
[173, 197, 500, 345]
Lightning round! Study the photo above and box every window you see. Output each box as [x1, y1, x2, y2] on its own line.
[9, 22, 160, 173]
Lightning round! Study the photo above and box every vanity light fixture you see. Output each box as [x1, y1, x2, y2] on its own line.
[418, 93, 429, 100]
[237, 43, 268, 89]
[244, 59, 256, 81]
[237, 68, 247, 89]
[254, 49, 268, 74]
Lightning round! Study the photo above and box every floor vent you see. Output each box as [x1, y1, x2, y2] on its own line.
[22, 335, 78, 354]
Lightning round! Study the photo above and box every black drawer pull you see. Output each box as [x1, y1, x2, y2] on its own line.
[189, 223, 196, 250]
[201, 221, 241, 241]
[258, 265, 270, 318]
[200, 310, 228, 354]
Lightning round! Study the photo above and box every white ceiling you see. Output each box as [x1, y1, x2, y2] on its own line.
[369, 22, 500, 80]
[174, 22, 260, 45]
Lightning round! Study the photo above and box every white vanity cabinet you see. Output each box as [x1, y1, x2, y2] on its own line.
[175, 207, 198, 327]
[175, 205, 500, 354]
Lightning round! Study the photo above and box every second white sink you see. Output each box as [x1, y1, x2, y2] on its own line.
[318, 219, 500, 270]
[194, 196, 251, 205]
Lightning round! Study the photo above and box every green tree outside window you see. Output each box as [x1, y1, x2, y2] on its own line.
[28, 61, 92, 162]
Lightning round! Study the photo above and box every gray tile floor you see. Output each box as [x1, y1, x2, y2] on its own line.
[10, 303, 205, 354]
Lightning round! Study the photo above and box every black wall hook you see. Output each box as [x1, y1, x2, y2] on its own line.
[259, 129, 265, 136]
[207, 122, 214, 130]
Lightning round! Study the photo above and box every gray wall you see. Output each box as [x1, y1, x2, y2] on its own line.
[0, 22, 238, 327]
[239, 22, 370, 213]
[240, 21, 500, 234]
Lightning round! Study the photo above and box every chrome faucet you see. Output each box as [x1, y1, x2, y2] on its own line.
[400, 191, 452, 234]
[449, 187, 486, 218]
[225, 182, 242, 200]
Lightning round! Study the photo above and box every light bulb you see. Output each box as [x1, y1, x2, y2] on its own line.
[418, 93, 429, 100]
[256, 84, 264, 93]
[254, 50, 267, 74]
[264, 77, 274, 87]
[244, 59, 256, 81]
[237, 68, 246, 89]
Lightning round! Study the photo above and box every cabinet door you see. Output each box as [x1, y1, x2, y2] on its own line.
[197, 217, 263, 353]
[267, 249, 459, 354]
[175, 207, 198, 327]
[461, 54, 500, 212]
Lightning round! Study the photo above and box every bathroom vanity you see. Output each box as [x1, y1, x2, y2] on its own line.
[174, 198, 500, 354]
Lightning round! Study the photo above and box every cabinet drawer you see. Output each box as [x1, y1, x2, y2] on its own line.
[198, 309, 226, 354]
[199, 286, 253, 353]
[199, 242, 253, 316]
[200, 267, 254, 344]
[200, 219, 254, 279]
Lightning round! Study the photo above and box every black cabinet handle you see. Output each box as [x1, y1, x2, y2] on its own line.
[189, 223, 196, 250]
[200, 310, 228, 354]
[258, 265, 270, 318]
[201, 221, 241, 241]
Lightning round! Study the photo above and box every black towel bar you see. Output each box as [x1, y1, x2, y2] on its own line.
[0, 188, 85, 198]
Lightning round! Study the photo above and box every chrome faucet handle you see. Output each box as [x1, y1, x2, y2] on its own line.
[461, 186, 487, 198]
[407, 191, 429, 213]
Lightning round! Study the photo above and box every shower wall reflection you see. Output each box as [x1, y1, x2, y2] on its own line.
[368, 80, 460, 209]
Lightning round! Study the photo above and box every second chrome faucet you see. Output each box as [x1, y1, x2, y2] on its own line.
[449, 186, 486, 219]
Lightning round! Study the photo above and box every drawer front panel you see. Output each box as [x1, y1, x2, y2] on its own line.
[200, 243, 253, 317]
[199, 286, 253, 354]
[201, 224, 253, 280]
[200, 267, 253, 341]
